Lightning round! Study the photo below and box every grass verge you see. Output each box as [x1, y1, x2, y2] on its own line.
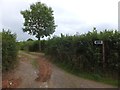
[51, 58, 118, 87]
[30, 59, 39, 69]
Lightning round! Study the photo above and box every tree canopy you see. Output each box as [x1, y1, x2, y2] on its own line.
[21, 2, 56, 40]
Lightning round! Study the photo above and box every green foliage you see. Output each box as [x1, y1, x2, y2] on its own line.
[18, 40, 46, 52]
[20, 2, 56, 39]
[45, 29, 120, 79]
[2, 30, 18, 72]
[21, 2, 56, 51]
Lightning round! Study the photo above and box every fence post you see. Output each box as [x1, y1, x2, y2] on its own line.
[102, 41, 105, 70]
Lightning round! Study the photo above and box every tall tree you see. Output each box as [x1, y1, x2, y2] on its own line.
[21, 2, 56, 51]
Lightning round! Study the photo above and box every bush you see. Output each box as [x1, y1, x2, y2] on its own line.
[2, 30, 18, 72]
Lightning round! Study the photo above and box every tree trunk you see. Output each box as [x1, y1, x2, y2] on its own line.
[38, 37, 41, 52]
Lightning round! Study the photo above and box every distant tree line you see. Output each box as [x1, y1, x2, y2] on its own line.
[18, 40, 46, 52]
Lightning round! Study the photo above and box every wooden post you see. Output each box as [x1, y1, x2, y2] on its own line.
[102, 41, 105, 69]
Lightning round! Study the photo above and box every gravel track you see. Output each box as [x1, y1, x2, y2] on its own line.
[2, 51, 116, 88]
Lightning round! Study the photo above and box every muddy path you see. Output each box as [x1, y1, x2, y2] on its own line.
[2, 51, 49, 88]
[2, 51, 116, 88]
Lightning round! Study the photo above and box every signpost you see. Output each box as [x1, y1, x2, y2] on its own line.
[94, 40, 105, 69]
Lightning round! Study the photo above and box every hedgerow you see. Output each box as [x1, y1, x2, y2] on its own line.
[45, 29, 120, 79]
[2, 30, 18, 72]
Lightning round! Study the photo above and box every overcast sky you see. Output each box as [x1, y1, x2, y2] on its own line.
[0, 0, 119, 41]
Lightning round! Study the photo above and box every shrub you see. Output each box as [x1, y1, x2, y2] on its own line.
[2, 30, 18, 72]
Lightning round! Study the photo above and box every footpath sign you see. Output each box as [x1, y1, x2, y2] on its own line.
[94, 40, 103, 45]
[94, 40, 105, 69]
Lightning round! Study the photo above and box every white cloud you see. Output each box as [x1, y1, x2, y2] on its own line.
[40, 0, 118, 23]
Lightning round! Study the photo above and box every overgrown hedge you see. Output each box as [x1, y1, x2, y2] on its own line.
[45, 30, 120, 78]
[2, 30, 18, 72]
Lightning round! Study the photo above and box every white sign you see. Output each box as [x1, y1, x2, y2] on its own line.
[94, 40, 103, 45]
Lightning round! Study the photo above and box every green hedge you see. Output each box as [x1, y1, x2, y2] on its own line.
[2, 30, 18, 72]
[45, 30, 120, 78]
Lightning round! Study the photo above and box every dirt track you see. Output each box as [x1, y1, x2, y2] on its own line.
[2, 51, 117, 88]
